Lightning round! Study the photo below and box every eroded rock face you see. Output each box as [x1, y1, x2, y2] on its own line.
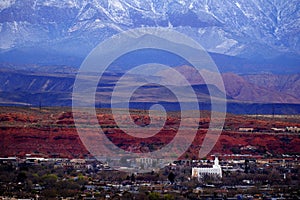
[0, 126, 87, 158]
[0, 107, 299, 158]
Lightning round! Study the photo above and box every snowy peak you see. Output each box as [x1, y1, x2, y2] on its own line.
[0, 0, 16, 11]
[0, 0, 299, 70]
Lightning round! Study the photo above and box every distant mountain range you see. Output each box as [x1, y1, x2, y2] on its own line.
[0, 67, 299, 114]
[0, 0, 299, 73]
[167, 66, 300, 103]
[0, 0, 299, 114]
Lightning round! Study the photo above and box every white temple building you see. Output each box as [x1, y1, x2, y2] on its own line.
[192, 157, 222, 179]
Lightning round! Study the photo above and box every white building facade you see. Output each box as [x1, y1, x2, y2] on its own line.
[192, 157, 222, 179]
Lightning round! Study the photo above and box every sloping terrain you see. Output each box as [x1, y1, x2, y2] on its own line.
[162, 66, 300, 103]
[242, 73, 300, 99]
[1, 68, 300, 114]
[0, 107, 299, 158]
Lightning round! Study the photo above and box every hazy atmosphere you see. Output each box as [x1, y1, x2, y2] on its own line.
[0, 0, 299, 199]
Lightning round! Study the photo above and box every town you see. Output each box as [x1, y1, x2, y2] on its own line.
[0, 152, 299, 200]
[0, 107, 299, 199]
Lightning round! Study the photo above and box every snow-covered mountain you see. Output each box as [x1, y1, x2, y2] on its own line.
[0, 0, 299, 72]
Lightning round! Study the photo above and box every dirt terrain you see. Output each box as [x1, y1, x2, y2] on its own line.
[0, 107, 299, 158]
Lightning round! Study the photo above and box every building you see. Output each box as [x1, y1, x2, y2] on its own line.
[192, 157, 222, 179]
[271, 128, 285, 133]
[136, 157, 155, 166]
[238, 128, 254, 132]
[286, 126, 300, 133]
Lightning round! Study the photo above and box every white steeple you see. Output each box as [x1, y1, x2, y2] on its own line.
[213, 157, 219, 167]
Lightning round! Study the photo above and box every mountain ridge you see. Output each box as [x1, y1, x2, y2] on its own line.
[0, 67, 299, 114]
[0, 0, 299, 73]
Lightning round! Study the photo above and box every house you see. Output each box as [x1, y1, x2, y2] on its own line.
[238, 128, 254, 132]
[0, 157, 18, 164]
[286, 126, 300, 133]
[271, 128, 285, 133]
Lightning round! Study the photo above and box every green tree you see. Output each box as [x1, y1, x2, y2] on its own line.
[168, 172, 176, 184]
[163, 194, 174, 200]
[17, 171, 27, 182]
[148, 192, 160, 200]
[41, 174, 58, 187]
